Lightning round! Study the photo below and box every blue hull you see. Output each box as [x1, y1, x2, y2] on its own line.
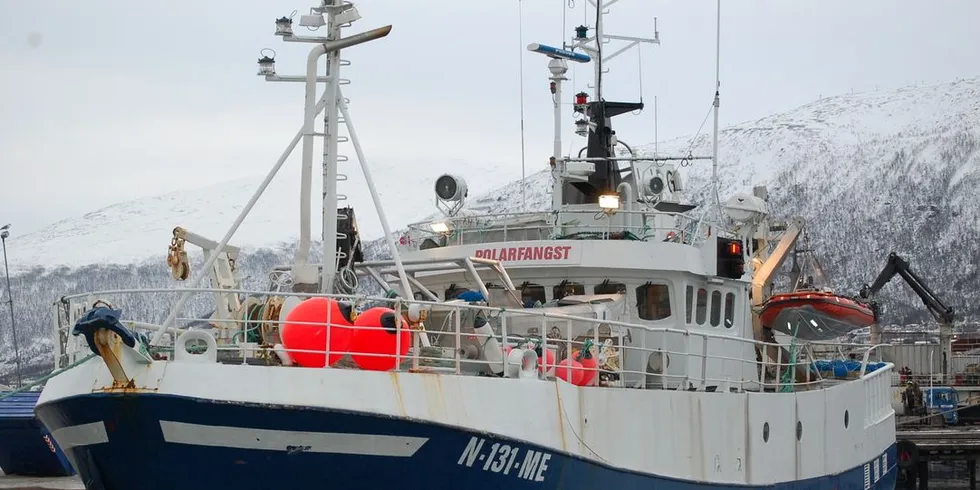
[0, 392, 75, 477]
[36, 393, 896, 490]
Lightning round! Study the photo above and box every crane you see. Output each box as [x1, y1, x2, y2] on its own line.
[167, 226, 244, 332]
[859, 252, 955, 384]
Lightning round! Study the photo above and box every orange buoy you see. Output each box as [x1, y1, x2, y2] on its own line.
[538, 348, 556, 374]
[280, 297, 354, 368]
[555, 358, 584, 385]
[575, 349, 598, 386]
[349, 307, 410, 371]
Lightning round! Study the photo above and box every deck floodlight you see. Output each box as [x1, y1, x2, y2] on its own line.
[299, 13, 326, 28]
[334, 6, 362, 26]
[257, 49, 276, 76]
[599, 193, 620, 212]
[429, 221, 451, 234]
[275, 16, 294, 36]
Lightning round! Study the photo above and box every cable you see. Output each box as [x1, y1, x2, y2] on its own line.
[561, 0, 567, 48]
[518, 0, 527, 212]
[595, 0, 602, 101]
[554, 383, 611, 464]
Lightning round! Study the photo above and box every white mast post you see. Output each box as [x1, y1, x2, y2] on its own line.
[320, 0, 343, 294]
[551, 58, 567, 212]
[526, 43, 588, 233]
[711, 0, 722, 214]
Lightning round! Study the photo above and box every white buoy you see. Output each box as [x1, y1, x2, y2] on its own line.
[473, 315, 504, 375]
[273, 343, 293, 366]
[278, 296, 303, 324]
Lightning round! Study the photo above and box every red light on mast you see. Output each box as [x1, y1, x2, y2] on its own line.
[728, 241, 742, 256]
[575, 92, 589, 105]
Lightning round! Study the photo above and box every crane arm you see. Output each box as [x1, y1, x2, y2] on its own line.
[751, 218, 805, 308]
[859, 252, 955, 325]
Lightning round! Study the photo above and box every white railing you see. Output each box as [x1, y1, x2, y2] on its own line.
[399, 209, 711, 251]
[53, 287, 892, 393]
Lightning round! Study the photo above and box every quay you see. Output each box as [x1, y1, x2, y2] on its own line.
[0, 473, 81, 490]
[896, 427, 980, 489]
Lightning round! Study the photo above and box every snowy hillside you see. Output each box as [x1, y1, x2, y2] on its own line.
[4, 156, 516, 273]
[3, 76, 980, 381]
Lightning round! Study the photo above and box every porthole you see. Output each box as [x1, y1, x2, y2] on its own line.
[796, 421, 803, 441]
[844, 410, 850, 429]
[762, 422, 770, 443]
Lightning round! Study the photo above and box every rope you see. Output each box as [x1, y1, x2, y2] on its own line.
[0, 353, 98, 402]
[554, 383, 610, 464]
[779, 320, 800, 392]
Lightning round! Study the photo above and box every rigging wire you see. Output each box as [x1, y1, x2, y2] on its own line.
[595, 0, 602, 101]
[518, 0, 527, 211]
[561, 0, 568, 48]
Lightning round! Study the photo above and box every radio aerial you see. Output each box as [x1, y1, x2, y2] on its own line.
[434, 174, 467, 217]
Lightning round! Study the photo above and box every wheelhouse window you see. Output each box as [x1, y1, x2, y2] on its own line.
[594, 280, 627, 295]
[636, 283, 672, 321]
[685, 285, 694, 324]
[710, 290, 722, 327]
[724, 292, 735, 328]
[553, 281, 585, 301]
[519, 281, 546, 307]
[696, 288, 708, 325]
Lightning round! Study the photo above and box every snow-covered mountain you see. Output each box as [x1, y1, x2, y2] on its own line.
[4, 155, 516, 273]
[3, 76, 980, 382]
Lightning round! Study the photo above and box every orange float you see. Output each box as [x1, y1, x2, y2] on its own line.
[538, 348, 556, 374]
[349, 307, 410, 371]
[280, 297, 354, 368]
[555, 358, 584, 385]
[576, 350, 598, 386]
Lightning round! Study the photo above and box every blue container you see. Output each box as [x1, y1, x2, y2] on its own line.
[0, 391, 75, 477]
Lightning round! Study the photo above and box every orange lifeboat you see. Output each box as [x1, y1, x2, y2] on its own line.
[759, 290, 876, 341]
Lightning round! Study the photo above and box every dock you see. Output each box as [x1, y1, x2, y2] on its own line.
[897, 427, 980, 489]
[0, 473, 81, 490]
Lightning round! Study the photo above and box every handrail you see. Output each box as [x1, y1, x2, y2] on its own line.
[53, 287, 894, 393]
[55, 287, 856, 350]
[400, 208, 711, 249]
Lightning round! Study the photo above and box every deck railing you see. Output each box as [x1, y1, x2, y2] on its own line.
[53, 288, 893, 393]
[399, 209, 709, 251]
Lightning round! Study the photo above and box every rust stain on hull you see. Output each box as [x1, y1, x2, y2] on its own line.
[420, 372, 448, 422]
[389, 372, 407, 417]
[554, 382, 569, 452]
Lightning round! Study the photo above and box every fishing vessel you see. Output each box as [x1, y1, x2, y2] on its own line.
[0, 389, 74, 477]
[34, 1, 896, 489]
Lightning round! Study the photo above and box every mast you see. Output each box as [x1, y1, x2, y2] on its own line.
[566, 0, 659, 205]
[711, 0, 722, 212]
[320, 0, 343, 294]
[526, 43, 589, 218]
[551, 58, 568, 211]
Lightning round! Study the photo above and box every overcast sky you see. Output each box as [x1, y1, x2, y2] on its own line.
[1, 0, 978, 238]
